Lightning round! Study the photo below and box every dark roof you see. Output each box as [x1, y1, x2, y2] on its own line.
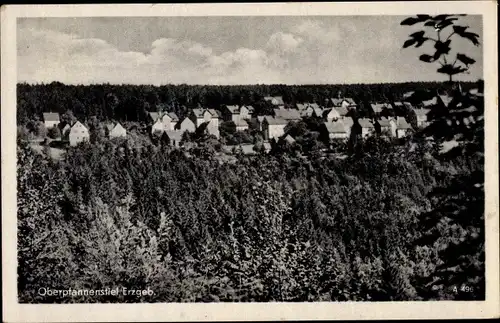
[414, 108, 431, 116]
[397, 117, 412, 129]
[358, 118, 375, 128]
[324, 121, 347, 133]
[264, 116, 288, 125]
[378, 117, 391, 127]
[43, 112, 60, 122]
[273, 108, 301, 120]
[225, 105, 240, 114]
[168, 112, 179, 121]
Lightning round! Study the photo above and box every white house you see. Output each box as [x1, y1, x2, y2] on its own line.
[357, 118, 375, 138]
[68, 121, 90, 146]
[390, 117, 412, 138]
[234, 119, 249, 132]
[43, 112, 60, 129]
[262, 116, 288, 140]
[323, 120, 349, 139]
[323, 108, 341, 122]
[107, 122, 127, 139]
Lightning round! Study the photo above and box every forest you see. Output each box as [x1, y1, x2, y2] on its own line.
[17, 14, 485, 303]
[18, 100, 484, 302]
[16, 81, 481, 125]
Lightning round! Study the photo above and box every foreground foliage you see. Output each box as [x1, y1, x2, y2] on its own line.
[18, 130, 484, 302]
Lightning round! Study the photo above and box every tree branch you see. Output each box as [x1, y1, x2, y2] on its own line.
[445, 32, 456, 42]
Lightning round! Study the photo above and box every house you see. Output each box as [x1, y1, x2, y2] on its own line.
[106, 122, 127, 139]
[323, 108, 341, 122]
[264, 96, 285, 107]
[175, 117, 196, 133]
[151, 119, 164, 135]
[357, 118, 375, 138]
[370, 103, 393, 115]
[149, 111, 178, 131]
[403, 91, 415, 99]
[191, 108, 213, 127]
[390, 117, 412, 138]
[223, 105, 241, 122]
[343, 117, 355, 137]
[234, 119, 249, 132]
[59, 122, 71, 138]
[43, 112, 60, 129]
[165, 130, 183, 147]
[273, 108, 301, 122]
[421, 97, 438, 109]
[148, 112, 161, 123]
[413, 108, 432, 128]
[377, 117, 392, 136]
[323, 120, 349, 140]
[262, 117, 288, 140]
[297, 103, 319, 117]
[240, 106, 254, 120]
[437, 94, 454, 108]
[329, 97, 357, 110]
[282, 134, 296, 144]
[312, 107, 325, 118]
[68, 121, 90, 147]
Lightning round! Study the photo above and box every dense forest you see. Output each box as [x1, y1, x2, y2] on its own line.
[16, 81, 481, 124]
[17, 14, 485, 303]
[18, 98, 484, 302]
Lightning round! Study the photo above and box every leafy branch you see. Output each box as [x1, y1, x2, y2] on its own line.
[401, 14, 479, 82]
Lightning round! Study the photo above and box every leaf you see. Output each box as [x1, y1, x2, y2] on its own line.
[434, 40, 452, 57]
[462, 32, 480, 46]
[410, 30, 426, 39]
[401, 16, 431, 26]
[425, 21, 437, 27]
[403, 39, 417, 48]
[456, 53, 476, 66]
[453, 25, 469, 35]
[437, 64, 468, 76]
[437, 19, 457, 30]
[419, 54, 434, 63]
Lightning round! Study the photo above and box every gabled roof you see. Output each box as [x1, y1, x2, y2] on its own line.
[192, 108, 207, 118]
[165, 130, 183, 142]
[396, 117, 412, 129]
[414, 108, 431, 117]
[234, 119, 248, 127]
[296, 103, 306, 110]
[207, 109, 220, 118]
[225, 105, 240, 114]
[167, 112, 179, 121]
[403, 91, 415, 99]
[313, 107, 324, 117]
[378, 117, 391, 127]
[344, 98, 356, 106]
[358, 118, 375, 128]
[241, 105, 254, 113]
[323, 108, 340, 119]
[438, 94, 453, 107]
[264, 96, 284, 105]
[334, 105, 348, 116]
[273, 108, 301, 120]
[263, 116, 288, 126]
[422, 97, 438, 107]
[371, 103, 393, 113]
[43, 112, 60, 122]
[324, 121, 347, 134]
[283, 134, 296, 144]
[149, 112, 160, 121]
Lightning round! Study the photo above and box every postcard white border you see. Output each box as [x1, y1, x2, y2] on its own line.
[2, 2, 499, 322]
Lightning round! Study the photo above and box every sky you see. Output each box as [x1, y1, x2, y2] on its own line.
[17, 16, 483, 85]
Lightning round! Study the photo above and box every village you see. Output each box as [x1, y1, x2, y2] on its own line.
[35, 85, 483, 159]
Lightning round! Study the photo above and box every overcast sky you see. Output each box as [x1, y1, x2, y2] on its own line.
[17, 16, 483, 85]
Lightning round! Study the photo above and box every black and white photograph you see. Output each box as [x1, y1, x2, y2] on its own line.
[1, 2, 498, 321]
